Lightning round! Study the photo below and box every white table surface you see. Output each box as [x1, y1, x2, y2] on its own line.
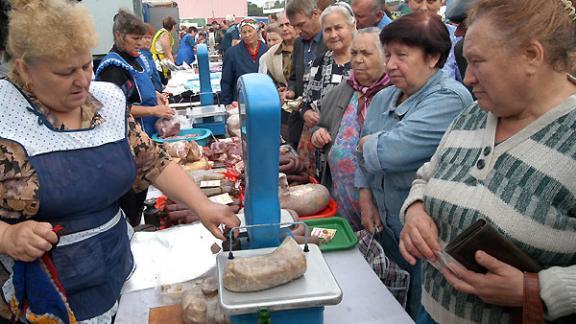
[115, 247, 414, 324]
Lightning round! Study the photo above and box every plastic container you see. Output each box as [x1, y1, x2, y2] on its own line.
[304, 216, 358, 252]
[300, 198, 338, 220]
[151, 128, 212, 146]
[194, 121, 226, 136]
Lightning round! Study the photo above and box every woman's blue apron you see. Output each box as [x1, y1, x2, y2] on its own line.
[0, 80, 136, 321]
[95, 52, 158, 135]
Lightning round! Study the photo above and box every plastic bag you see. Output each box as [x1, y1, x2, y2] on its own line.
[156, 117, 181, 138]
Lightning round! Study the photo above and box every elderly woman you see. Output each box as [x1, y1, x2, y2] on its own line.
[95, 11, 175, 226]
[355, 12, 473, 318]
[298, 2, 356, 176]
[310, 28, 390, 230]
[96, 10, 173, 136]
[221, 18, 268, 108]
[399, 0, 576, 323]
[0, 1, 238, 322]
[259, 13, 298, 140]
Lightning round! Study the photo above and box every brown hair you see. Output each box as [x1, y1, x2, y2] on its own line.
[113, 9, 147, 38]
[380, 11, 450, 68]
[144, 23, 155, 36]
[265, 22, 281, 35]
[467, 0, 576, 73]
[162, 16, 177, 30]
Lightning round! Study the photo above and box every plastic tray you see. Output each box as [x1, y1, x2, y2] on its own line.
[151, 128, 212, 146]
[304, 217, 358, 252]
[300, 198, 338, 220]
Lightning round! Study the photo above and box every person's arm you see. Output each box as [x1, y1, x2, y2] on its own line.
[220, 49, 235, 105]
[126, 115, 239, 239]
[130, 104, 174, 119]
[539, 265, 576, 320]
[359, 89, 469, 174]
[160, 33, 174, 62]
[0, 141, 58, 262]
[153, 163, 239, 239]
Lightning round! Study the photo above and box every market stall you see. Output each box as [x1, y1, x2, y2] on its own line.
[119, 74, 412, 323]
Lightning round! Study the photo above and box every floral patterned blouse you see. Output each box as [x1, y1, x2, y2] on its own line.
[0, 78, 170, 220]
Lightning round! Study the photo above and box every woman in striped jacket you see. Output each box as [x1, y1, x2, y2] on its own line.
[399, 0, 576, 322]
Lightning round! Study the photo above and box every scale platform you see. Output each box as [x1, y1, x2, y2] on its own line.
[216, 243, 342, 316]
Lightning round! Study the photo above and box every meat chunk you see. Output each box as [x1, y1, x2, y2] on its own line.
[223, 237, 307, 292]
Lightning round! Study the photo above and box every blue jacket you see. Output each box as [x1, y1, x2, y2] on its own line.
[176, 33, 196, 65]
[355, 70, 473, 237]
[220, 41, 268, 105]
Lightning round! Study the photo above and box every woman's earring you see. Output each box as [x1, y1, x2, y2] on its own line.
[24, 82, 33, 92]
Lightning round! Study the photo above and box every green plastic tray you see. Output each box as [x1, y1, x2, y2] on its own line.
[304, 216, 358, 252]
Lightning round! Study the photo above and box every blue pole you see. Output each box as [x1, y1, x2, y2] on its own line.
[196, 44, 214, 105]
[237, 73, 281, 249]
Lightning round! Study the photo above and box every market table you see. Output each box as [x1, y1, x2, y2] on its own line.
[115, 247, 414, 324]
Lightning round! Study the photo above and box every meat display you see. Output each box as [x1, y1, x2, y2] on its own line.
[222, 236, 307, 292]
[278, 173, 330, 216]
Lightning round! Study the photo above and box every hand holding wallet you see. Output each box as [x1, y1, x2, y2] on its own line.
[445, 219, 541, 273]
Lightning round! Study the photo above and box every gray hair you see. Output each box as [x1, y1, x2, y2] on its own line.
[321, 2, 356, 27]
[112, 9, 146, 42]
[286, 0, 317, 19]
[354, 27, 384, 54]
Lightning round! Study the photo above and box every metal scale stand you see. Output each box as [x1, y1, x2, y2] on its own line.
[190, 44, 226, 135]
[216, 74, 342, 323]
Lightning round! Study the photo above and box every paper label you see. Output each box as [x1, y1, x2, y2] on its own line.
[209, 193, 234, 205]
[200, 180, 221, 188]
[311, 227, 337, 241]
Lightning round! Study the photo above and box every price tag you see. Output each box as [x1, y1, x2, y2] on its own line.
[200, 180, 221, 188]
[209, 193, 234, 205]
[311, 227, 337, 241]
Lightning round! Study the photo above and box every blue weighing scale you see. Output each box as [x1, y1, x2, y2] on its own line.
[192, 44, 226, 135]
[216, 74, 342, 324]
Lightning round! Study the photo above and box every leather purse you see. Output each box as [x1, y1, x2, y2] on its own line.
[445, 219, 542, 273]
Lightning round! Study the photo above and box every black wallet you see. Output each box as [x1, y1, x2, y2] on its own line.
[445, 219, 542, 273]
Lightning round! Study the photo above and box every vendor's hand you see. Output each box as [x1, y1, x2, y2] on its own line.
[155, 105, 175, 118]
[166, 202, 200, 224]
[197, 202, 241, 240]
[441, 250, 524, 307]
[399, 201, 441, 265]
[311, 128, 332, 148]
[157, 92, 169, 106]
[284, 90, 295, 100]
[278, 87, 287, 104]
[359, 189, 382, 234]
[0, 221, 58, 262]
[303, 110, 320, 128]
[226, 101, 238, 111]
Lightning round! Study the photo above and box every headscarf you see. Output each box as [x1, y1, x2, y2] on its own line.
[239, 18, 259, 32]
[347, 71, 391, 125]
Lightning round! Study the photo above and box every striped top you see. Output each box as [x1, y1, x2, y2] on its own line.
[401, 96, 576, 323]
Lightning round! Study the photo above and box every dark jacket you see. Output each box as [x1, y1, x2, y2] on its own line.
[286, 35, 327, 148]
[313, 81, 354, 187]
[220, 40, 268, 105]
